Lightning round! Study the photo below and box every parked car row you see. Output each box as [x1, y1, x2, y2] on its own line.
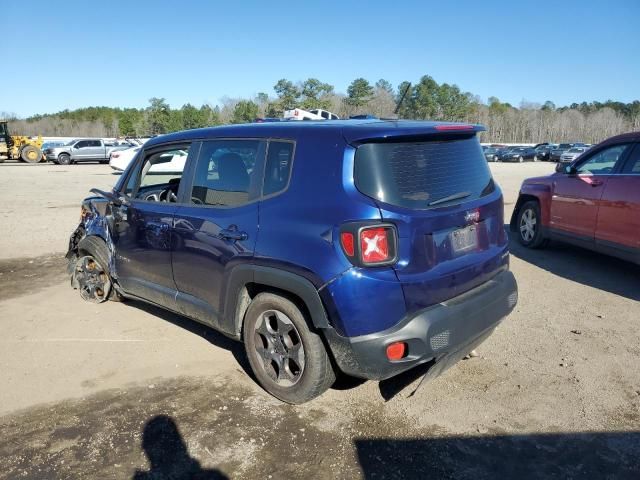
[483, 142, 593, 163]
[483, 145, 539, 162]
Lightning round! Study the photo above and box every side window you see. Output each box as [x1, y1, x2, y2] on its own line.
[577, 144, 630, 175]
[190, 140, 263, 207]
[263, 141, 294, 196]
[125, 145, 190, 201]
[91, 140, 102, 147]
[320, 110, 329, 119]
[621, 144, 640, 174]
[75, 141, 88, 149]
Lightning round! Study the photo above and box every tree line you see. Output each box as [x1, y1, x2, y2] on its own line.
[4, 76, 639, 144]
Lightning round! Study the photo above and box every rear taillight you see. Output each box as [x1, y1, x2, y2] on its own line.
[111, 153, 120, 158]
[340, 232, 355, 257]
[340, 224, 398, 267]
[360, 227, 390, 263]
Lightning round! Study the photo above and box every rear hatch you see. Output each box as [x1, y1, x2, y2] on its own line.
[352, 132, 509, 316]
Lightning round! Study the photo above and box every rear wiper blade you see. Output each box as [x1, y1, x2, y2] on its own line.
[428, 191, 471, 206]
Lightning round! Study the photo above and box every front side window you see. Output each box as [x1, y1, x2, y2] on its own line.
[190, 140, 263, 207]
[125, 145, 189, 201]
[75, 141, 89, 149]
[577, 144, 630, 175]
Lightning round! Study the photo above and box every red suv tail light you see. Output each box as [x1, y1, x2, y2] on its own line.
[340, 223, 398, 267]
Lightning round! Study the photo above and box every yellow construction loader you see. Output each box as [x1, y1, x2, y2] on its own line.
[0, 121, 44, 163]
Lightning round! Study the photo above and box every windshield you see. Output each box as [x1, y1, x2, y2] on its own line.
[558, 144, 572, 149]
[65, 140, 76, 146]
[354, 135, 494, 209]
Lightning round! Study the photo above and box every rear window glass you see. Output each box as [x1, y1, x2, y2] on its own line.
[354, 136, 494, 209]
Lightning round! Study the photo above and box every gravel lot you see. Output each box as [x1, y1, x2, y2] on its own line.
[0, 161, 638, 479]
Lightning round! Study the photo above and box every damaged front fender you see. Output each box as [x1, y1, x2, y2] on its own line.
[66, 197, 119, 286]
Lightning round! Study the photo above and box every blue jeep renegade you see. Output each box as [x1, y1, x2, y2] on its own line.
[67, 119, 518, 403]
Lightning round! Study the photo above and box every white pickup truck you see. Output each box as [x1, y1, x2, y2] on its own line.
[284, 108, 340, 121]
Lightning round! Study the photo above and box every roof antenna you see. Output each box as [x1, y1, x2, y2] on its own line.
[394, 82, 412, 116]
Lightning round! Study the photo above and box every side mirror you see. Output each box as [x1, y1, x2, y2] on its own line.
[556, 163, 577, 174]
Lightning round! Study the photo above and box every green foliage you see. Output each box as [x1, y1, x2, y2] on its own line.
[300, 78, 334, 110]
[375, 79, 394, 95]
[273, 79, 300, 112]
[346, 78, 374, 108]
[147, 97, 171, 135]
[231, 100, 259, 124]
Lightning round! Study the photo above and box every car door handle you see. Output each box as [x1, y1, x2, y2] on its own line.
[220, 228, 248, 241]
[590, 179, 604, 187]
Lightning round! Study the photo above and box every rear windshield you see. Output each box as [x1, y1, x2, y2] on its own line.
[354, 136, 494, 209]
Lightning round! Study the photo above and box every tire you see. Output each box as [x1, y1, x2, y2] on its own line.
[21, 145, 42, 163]
[533, 155, 538, 162]
[75, 236, 124, 302]
[243, 292, 336, 404]
[516, 200, 548, 249]
[518, 156, 524, 163]
[58, 153, 71, 165]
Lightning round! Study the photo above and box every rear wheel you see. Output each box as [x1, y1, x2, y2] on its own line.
[243, 292, 335, 404]
[58, 153, 71, 165]
[517, 200, 548, 248]
[533, 155, 539, 162]
[21, 145, 42, 163]
[518, 156, 524, 163]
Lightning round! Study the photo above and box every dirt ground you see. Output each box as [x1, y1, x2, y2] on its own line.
[0, 161, 639, 479]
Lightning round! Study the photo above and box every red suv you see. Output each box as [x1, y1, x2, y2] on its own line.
[511, 131, 640, 265]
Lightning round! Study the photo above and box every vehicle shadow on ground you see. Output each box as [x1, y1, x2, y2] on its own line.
[127, 299, 383, 395]
[126, 299, 254, 377]
[133, 414, 228, 480]
[354, 431, 640, 479]
[507, 229, 640, 302]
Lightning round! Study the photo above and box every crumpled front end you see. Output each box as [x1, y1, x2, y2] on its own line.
[66, 197, 117, 289]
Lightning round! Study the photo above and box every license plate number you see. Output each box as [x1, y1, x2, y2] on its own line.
[451, 225, 478, 253]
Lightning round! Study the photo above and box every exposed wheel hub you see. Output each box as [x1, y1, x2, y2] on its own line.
[75, 255, 111, 303]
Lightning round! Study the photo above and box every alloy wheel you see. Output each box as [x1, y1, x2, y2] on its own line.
[253, 309, 305, 387]
[520, 208, 537, 242]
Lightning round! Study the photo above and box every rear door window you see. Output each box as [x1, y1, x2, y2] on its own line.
[190, 140, 265, 207]
[263, 140, 294, 196]
[621, 144, 640, 174]
[354, 136, 493, 209]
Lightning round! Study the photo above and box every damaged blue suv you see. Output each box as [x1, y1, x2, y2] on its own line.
[67, 120, 518, 403]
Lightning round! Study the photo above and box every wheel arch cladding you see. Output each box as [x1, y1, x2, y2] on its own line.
[223, 265, 330, 338]
[511, 191, 545, 232]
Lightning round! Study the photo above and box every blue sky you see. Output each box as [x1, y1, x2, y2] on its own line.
[4, 0, 639, 117]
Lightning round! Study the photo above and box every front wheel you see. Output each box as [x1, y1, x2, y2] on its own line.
[518, 156, 524, 163]
[517, 200, 548, 248]
[243, 292, 336, 404]
[58, 153, 71, 165]
[533, 155, 538, 162]
[21, 145, 42, 163]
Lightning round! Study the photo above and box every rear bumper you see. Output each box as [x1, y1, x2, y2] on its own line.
[323, 269, 517, 380]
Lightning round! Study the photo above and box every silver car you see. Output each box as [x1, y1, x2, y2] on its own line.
[559, 146, 590, 164]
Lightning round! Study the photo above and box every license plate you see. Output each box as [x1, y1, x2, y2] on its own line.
[451, 225, 478, 254]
